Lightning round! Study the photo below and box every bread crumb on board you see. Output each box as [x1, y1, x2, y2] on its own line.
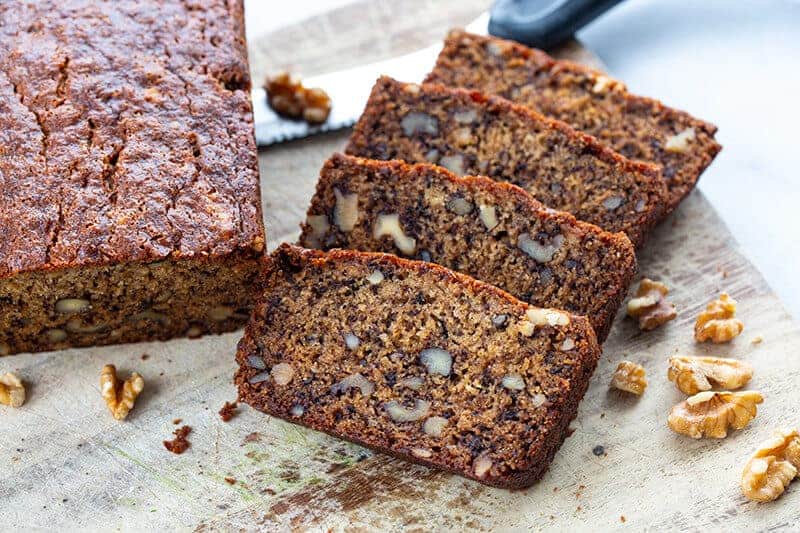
[219, 401, 238, 422]
[164, 425, 192, 454]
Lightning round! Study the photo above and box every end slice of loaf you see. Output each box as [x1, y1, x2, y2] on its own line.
[236, 244, 601, 489]
[345, 76, 668, 248]
[298, 153, 636, 342]
[425, 30, 722, 211]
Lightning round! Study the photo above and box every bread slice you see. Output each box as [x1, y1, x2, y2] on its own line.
[426, 30, 722, 212]
[298, 153, 636, 342]
[345, 76, 668, 248]
[235, 244, 601, 489]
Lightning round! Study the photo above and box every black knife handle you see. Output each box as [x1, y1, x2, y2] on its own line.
[489, 0, 626, 49]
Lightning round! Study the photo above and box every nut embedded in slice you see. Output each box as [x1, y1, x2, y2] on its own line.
[0, 372, 25, 408]
[667, 356, 754, 395]
[610, 360, 647, 395]
[333, 188, 359, 232]
[741, 428, 800, 502]
[373, 213, 416, 255]
[667, 390, 763, 439]
[695, 293, 744, 343]
[100, 364, 145, 421]
[626, 278, 677, 331]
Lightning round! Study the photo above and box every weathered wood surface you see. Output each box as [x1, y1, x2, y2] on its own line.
[3, 1, 799, 530]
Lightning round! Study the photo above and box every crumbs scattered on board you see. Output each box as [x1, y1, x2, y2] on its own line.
[219, 401, 238, 422]
[164, 425, 192, 454]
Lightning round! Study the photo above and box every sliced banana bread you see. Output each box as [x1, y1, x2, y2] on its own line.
[345, 76, 668, 248]
[426, 30, 722, 211]
[298, 153, 636, 342]
[235, 244, 601, 489]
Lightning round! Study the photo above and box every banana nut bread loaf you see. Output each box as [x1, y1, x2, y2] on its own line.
[235, 244, 601, 489]
[0, 0, 265, 355]
[298, 153, 636, 342]
[346, 77, 667, 248]
[426, 30, 722, 211]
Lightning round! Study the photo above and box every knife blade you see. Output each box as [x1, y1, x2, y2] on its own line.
[253, 13, 489, 146]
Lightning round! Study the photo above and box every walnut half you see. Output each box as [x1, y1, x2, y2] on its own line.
[610, 360, 647, 395]
[667, 356, 754, 395]
[100, 364, 144, 421]
[668, 390, 762, 439]
[741, 428, 800, 502]
[626, 278, 677, 330]
[695, 293, 744, 343]
[0, 372, 25, 408]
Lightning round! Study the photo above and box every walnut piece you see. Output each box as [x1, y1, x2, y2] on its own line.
[384, 399, 430, 422]
[373, 213, 416, 255]
[667, 390, 762, 439]
[419, 347, 453, 377]
[664, 127, 696, 153]
[333, 188, 359, 232]
[100, 364, 144, 421]
[401, 111, 438, 136]
[265, 72, 331, 124]
[517, 308, 569, 336]
[305, 214, 330, 248]
[439, 153, 465, 175]
[695, 293, 744, 343]
[626, 278, 677, 330]
[478, 204, 499, 230]
[667, 356, 753, 395]
[0, 372, 25, 408]
[55, 298, 91, 314]
[741, 428, 800, 502]
[518, 233, 564, 263]
[610, 361, 647, 395]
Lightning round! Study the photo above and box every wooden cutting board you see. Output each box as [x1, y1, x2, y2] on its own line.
[3, 1, 799, 530]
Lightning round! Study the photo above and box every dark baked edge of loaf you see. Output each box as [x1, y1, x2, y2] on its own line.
[235, 243, 601, 489]
[304, 153, 637, 342]
[345, 76, 668, 248]
[427, 30, 723, 211]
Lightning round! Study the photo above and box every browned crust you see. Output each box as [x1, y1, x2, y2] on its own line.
[0, 0, 266, 280]
[426, 30, 722, 211]
[235, 244, 601, 489]
[345, 77, 668, 248]
[300, 153, 636, 342]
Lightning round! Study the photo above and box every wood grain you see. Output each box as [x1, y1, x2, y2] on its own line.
[2, 1, 799, 530]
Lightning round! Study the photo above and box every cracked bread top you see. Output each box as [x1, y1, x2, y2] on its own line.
[0, 0, 264, 279]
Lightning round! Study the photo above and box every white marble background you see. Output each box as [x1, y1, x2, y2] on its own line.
[244, 0, 800, 318]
